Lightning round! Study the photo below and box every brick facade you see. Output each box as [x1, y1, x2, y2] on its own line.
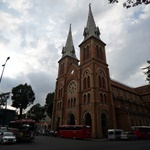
[51, 6, 150, 138]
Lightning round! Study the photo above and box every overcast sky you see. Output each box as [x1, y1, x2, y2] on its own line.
[0, 0, 150, 112]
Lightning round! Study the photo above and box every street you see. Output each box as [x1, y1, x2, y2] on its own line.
[0, 135, 150, 150]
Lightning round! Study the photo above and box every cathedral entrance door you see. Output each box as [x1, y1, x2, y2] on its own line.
[101, 112, 109, 138]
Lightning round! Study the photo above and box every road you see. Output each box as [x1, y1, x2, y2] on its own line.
[0, 135, 150, 150]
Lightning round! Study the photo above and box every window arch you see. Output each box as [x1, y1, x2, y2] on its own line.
[87, 76, 90, 88]
[59, 63, 65, 75]
[98, 69, 106, 89]
[87, 46, 90, 59]
[58, 82, 63, 98]
[67, 80, 77, 108]
[87, 93, 90, 104]
[102, 77, 106, 88]
[100, 93, 103, 104]
[83, 77, 86, 89]
[82, 69, 91, 90]
[100, 93, 107, 105]
[83, 45, 90, 61]
[96, 45, 103, 60]
[71, 98, 73, 107]
[104, 94, 107, 104]
[84, 94, 86, 104]
[74, 98, 76, 106]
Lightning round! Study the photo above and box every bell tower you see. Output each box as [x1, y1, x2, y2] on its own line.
[79, 4, 115, 138]
[52, 25, 79, 130]
[58, 24, 78, 77]
[80, 4, 107, 65]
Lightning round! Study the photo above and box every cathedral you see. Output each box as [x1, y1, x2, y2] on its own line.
[51, 5, 150, 138]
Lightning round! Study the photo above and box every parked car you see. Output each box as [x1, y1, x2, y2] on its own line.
[108, 129, 124, 140]
[0, 131, 16, 144]
[120, 132, 137, 141]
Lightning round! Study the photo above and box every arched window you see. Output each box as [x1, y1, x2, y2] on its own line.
[96, 45, 103, 60]
[83, 46, 90, 61]
[98, 70, 106, 89]
[87, 93, 90, 104]
[71, 99, 73, 107]
[96, 45, 99, 58]
[100, 93, 103, 104]
[83, 77, 86, 89]
[104, 94, 107, 104]
[102, 77, 106, 89]
[84, 94, 86, 104]
[83, 70, 91, 90]
[87, 76, 90, 88]
[99, 76, 101, 87]
[87, 46, 89, 59]
[60, 63, 65, 75]
[74, 98, 76, 106]
[58, 83, 63, 98]
[99, 47, 103, 60]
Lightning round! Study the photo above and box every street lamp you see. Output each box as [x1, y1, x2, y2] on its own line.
[0, 57, 10, 84]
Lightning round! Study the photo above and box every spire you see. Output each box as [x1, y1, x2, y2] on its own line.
[83, 4, 100, 40]
[62, 24, 77, 59]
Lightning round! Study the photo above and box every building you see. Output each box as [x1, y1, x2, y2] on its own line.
[0, 108, 16, 127]
[51, 5, 150, 138]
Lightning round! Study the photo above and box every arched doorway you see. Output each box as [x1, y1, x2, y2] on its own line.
[67, 113, 75, 125]
[84, 112, 92, 127]
[101, 111, 109, 138]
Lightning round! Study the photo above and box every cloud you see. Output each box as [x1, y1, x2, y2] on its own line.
[0, 0, 150, 111]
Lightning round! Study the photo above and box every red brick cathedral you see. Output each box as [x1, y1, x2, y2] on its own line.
[51, 5, 150, 138]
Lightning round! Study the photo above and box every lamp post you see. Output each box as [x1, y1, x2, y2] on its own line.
[0, 57, 10, 84]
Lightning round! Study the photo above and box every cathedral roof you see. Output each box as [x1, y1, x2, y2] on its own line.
[83, 4, 100, 41]
[61, 24, 77, 59]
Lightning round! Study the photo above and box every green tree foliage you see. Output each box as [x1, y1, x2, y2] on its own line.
[45, 92, 54, 118]
[26, 103, 46, 122]
[109, 0, 150, 8]
[143, 60, 150, 84]
[11, 83, 35, 119]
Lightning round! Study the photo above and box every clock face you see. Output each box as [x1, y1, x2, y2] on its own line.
[68, 81, 77, 95]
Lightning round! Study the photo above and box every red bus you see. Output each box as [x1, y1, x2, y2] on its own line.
[56, 125, 91, 139]
[8, 119, 36, 142]
[131, 126, 150, 140]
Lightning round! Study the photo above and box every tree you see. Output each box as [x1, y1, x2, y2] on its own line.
[45, 92, 54, 118]
[143, 60, 150, 84]
[26, 103, 46, 122]
[11, 83, 35, 119]
[108, 0, 150, 8]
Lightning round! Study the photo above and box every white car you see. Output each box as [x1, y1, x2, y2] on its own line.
[0, 132, 16, 144]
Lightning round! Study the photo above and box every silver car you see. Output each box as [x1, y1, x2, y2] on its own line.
[0, 132, 16, 144]
[120, 132, 137, 141]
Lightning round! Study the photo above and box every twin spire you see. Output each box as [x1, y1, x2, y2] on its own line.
[61, 4, 100, 58]
[61, 24, 76, 59]
[83, 4, 100, 40]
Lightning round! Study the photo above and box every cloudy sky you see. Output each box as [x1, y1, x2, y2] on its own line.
[0, 0, 150, 112]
